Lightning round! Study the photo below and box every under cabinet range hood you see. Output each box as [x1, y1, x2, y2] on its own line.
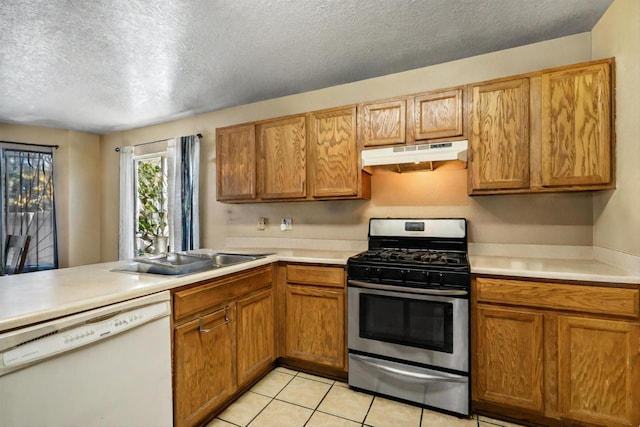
[361, 140, 468, 174]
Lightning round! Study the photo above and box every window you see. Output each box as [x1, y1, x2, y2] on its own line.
[118, 135, 200, 260]
[134, 154, 169, 255]
[0, 144, 58, 274]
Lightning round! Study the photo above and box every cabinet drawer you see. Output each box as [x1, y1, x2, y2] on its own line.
[476, 277, 640, 318]
[174, 266, 272, 322]
[286, 264, 344, 288]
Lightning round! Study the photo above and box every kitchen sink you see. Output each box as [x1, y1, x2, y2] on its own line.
[113, 252, 268, 276]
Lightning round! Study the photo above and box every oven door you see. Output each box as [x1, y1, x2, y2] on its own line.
[348, 280, 468, 372]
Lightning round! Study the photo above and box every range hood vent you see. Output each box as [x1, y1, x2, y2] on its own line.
[361, 140, 468, 174]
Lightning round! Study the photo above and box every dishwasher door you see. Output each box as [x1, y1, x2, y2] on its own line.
[0, 290, 173, 427]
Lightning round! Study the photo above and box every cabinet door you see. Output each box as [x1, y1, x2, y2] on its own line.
[174, 305, 236, 427]
[285, 284, 345, 368]
[413, 88, 463, 140]
[309, 107, 358, 198]
[216, 124, 256, 201]
[257, 115, 307, 199]
[362, 99, 406, 147]
[469, 78, 530, 192]
[541, 62, 612, 187]
[475, 305, 544, 412]
[236, 288, 275, 387]
[557, 316, 640, 427]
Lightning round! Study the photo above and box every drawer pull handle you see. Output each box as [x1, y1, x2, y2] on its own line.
[199, 306, 230, 333]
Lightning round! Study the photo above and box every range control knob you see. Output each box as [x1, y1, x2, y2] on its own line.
[436, 272, 445, 283]
[420, 271, 430, 283]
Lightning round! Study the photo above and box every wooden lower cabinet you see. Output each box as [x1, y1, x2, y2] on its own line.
[285, 284, 345, 368]
[282, 264, 347, 372]
[173, 304, 236, 427]
[172, 266, 274, 427]
[475, 306, 544, 412]
[236, 287, 275, 387]
[473, 277, 640, 427]
[557, 316, 640, 427]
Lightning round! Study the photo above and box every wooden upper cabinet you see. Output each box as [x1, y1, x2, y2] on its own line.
[541, 61, 613, 187]
[216, 124, 256, 201]
[257, 115, 307, 200]
[557, 316, 640, 427]
[413, 88, 463, 140]
[309, 106, 359, 198]
[362, 99, 406, 147]
[469, 78, 530, 192]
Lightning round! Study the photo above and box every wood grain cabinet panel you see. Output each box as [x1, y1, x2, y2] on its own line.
[236, 287, 275, 387]
[413, 88, 463, 140]
[283, 264, 346, 371]
[476, 277, 640, 318]
[557, 316, 640, 427]
[257, 115, 307, 199]
[216, 124, 256, 201]
[173, 304, 236, 427]
[362, 99, 406, 147]
[473, 275, 640, 427]
[469, 78, 530, 192]
[541, 62, 612, 187]
[285, 284, 345, 369]
[475, 306, 544, 411]
[309, 107, 359, 198]
[468, 58, 614, 195]
[172, 266, 274, 426]
[286, 264, 345, 288]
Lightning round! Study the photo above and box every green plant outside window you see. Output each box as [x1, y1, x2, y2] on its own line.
[135, 157, 168, 255]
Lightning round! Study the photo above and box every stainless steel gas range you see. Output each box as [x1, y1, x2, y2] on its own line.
[347, 218, 470, 416]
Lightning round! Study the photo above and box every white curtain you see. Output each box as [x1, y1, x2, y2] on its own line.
[167, 135, 200, 252]
[118, 146, 135, 260]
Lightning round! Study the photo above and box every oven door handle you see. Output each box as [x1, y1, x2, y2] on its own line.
[348, 280, 468, 296]
[356, 355, 467, 383]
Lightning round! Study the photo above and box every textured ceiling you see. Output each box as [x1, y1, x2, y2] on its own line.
[0, 0, 612, 134]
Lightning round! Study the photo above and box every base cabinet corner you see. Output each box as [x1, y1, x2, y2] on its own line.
[472, 276, 640, 427]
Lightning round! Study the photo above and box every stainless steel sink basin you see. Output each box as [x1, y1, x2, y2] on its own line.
[208, 253, 262, 266]
[113, 252, 268, 275]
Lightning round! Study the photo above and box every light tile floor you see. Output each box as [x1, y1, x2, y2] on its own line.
[206, 367, 526, 427]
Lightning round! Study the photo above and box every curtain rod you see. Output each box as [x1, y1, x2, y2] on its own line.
[115, 133, 202, 152]
[1, 141, 59, 149]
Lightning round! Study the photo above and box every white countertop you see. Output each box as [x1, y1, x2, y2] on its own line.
[471, 255, 640, 284]
[0, 250, 355, 332]
[1, 248, 638, 333]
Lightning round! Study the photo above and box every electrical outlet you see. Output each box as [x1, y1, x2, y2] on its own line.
[258, 217, 267, 230]
[281, 218, 292, 231]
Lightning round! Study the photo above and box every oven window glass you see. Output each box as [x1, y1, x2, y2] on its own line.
[359, 293, 454, 353]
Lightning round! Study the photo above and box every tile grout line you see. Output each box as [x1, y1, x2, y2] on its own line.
[230, 370, 299, 427]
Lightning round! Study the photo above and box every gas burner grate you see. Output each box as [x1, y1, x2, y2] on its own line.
[356, 248, 467, 267]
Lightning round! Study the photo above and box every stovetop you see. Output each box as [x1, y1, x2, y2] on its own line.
[347, 218, 470, 290]
[350, 248, 468, 270]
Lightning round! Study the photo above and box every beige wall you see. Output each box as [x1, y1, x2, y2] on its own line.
[0, 124, 101, 267]
[591, 0, 640, 256]
[101, 33, 596, 261]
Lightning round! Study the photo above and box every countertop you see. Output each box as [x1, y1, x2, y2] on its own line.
[1, 248, 638, 333]
[0, 249, 355, 332]
[471, 255, 640, 284]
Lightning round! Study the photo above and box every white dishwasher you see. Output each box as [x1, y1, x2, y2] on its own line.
[0, 290, 173, 427]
